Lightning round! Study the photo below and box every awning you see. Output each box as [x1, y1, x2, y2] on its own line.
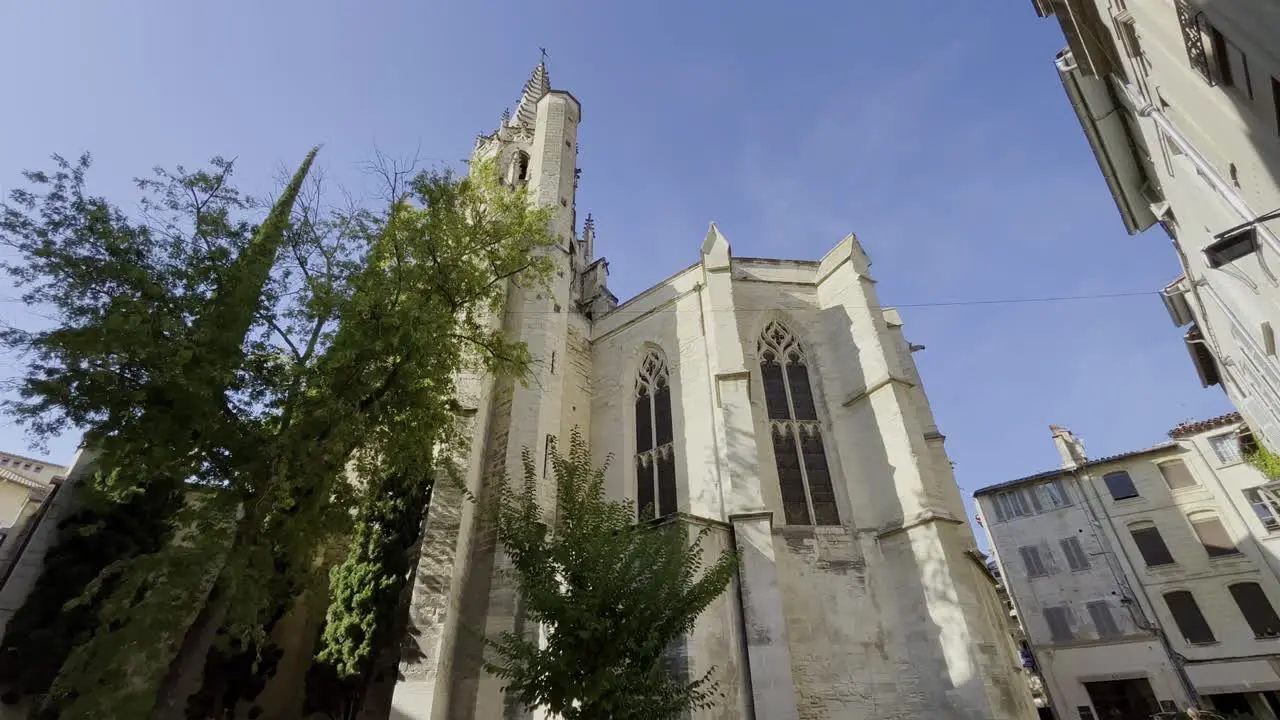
[1185, 324, 1221, 388]
[1056, 50, 1157, 234]
[1162, 276, 1195, 328]
[1186, 657, 1280, 695]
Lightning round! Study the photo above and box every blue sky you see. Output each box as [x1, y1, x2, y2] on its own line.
[0, 1, 1231, 527]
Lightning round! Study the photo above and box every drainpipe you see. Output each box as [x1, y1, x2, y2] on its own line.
[1115, 80, 1280, 449]
[1114, 80, 1280, 259]
[1069, 467, 1201, 708]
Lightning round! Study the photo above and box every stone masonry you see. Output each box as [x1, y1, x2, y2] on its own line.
[391, 61, 1037, 720]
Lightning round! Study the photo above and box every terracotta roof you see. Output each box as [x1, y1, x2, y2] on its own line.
[974, 442, 1180, 496]
[1168, 412, 1243, 439]
[0, 466, 48, 493]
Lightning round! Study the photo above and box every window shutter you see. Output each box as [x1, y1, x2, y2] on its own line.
[1087, 600, 1121, 639]
[1060, 537, 1090, 571]
[1044, 606, 1074, 642]
[991, 497, 1008, 523]
[1158, 460, 1198, 490]
[1191, 516, 1240, 557]
[1020, 546, 1047, 577]
[1026, 487, 1044, 514]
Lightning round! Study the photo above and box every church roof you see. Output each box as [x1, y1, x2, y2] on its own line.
[510, 60, 550, 129]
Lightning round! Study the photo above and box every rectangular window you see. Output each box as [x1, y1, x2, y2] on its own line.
[1224, 35, 1253, 99]
[1020, 545, 1049, 577]
[1043, 478, 1072, 508]
[1191, 516, 1240, 557]
[1131, 525, 1176, 567]
[1060, 536, 1091, 571]
[1104, 471, 1139, 501]
[1158, 460, 1198, 490]
[995, 489, 1034, 521]
[1078, 707, 1096, 720]
[1273, 77, 1280, 136]
[1230, 582, 1280, 638]
[1209, 433, 1244, 464]
[1165, 590, 1216, 644]
[1087, 600, 1122, 639]
[1205, 228, 1259, 269]
[1044, 606, 1074, 642]
[1245, 488, 1280, 531]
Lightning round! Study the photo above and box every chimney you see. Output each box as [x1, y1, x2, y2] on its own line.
[1050, 425, 1087, 469]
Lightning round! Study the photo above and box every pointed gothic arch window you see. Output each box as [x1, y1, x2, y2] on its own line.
[759, 321, 839, 526]
[636, 350, 677, 519]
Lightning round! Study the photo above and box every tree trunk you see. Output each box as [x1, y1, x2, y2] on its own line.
[151, 584, 229, 720]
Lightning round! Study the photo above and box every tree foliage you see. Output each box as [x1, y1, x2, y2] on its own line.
[0, 148, 556, 718]
[487, 430, 739, 720]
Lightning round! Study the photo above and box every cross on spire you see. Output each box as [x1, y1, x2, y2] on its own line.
[539, 47, 548, 63]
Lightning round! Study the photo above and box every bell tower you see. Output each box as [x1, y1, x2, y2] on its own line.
[392, 58, 593, 720]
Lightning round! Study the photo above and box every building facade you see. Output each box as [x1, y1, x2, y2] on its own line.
[983, 554, 1056, 716]
[1030, 0, 1280, 452]
[977, 415, 1280, 719]
[386, 62, 1038, 720]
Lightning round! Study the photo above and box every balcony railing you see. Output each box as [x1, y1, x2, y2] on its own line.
[1175, 0, 1215, 83]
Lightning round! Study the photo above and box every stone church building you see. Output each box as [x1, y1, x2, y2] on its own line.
[390, 62, 1036, 720]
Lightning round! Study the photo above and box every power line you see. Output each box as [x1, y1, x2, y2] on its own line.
[0, 289, 1161, 316]
[893, 290, 1158, 309]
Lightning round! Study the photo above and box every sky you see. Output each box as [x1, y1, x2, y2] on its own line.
[0, 1, 1232, 531]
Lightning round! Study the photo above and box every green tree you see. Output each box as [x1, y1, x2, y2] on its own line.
[0, 150, 556, 718]
[487, 430, 739, 720]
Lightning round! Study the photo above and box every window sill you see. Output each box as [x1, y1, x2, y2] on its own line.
[1254, 635, 1280, 641]
[1207, 552, 1247, 562]
[1187, 640, 1221, 648]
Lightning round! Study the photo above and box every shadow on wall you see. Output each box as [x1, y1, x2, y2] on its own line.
[712, 297, 993, 718]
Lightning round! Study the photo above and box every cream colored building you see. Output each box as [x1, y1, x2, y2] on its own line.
[0, 452, 63, 550]
[384, 61, 1038, 720]
[977, 414, 1280, 719]
[1030, 0, 1280, 453]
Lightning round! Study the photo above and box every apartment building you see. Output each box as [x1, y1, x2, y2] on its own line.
[977, 414, 1280, 719]
[1030, 0, 1280, 453]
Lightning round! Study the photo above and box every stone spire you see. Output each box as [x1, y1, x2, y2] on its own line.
[582, 212, 595, 260]
[510, 57, 551, 129]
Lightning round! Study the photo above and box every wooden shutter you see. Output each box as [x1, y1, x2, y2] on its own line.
[1087, 600, 1121, 639]
[1060, 536, 1090, 571]
[1020, 546, 1048, 577]
[1044, 606, 1074, 642]
[1158, 460, 1198, 490]
[1191, 516, 1239, 557]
